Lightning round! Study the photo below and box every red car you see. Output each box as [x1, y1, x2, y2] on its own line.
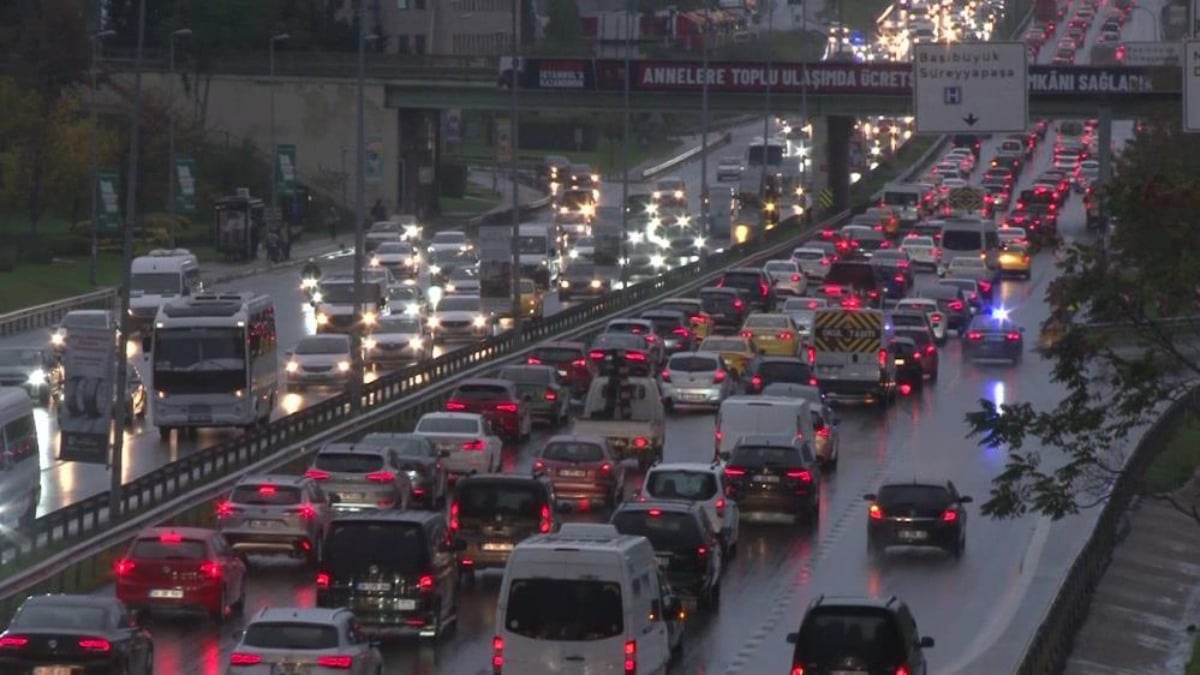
[445, 378, 532, 441]
[114, 527, 247, 622]
[526, 341, 597, 398]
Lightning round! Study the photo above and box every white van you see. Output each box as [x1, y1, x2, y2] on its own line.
[127, 248, 201, 332]
[517, 223, 561, 288]
[0, 388, 41, 529]
[715, 396, 815, 457]
[939, 218, 999, 268]
[495, 523, 683, 674]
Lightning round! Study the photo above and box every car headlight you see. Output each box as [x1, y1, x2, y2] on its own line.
[651, 255, 665, 268]
[673, 190, 684, 200]
[362, 311, 377, 326]
[560, 279, 571, 288]
[590, 279, 602, 288]
[569, 249, 579, 259]
[316, 313, 329, 325]
[652, 191, 662, 199]
[311, 292, 323, 304]
[370, 256, 380, 267]
[363, 338, 377, 350]
[300, 278, 318, 290]
[445, 283, 456, 293]
[429, 264, 441, 276]
[409, 337, 424, 350]
[405, 302, 421, 315]
[473, 315, 487, 328]
[50, 333, 65, 346]
[285, 361, 299, 373]
[26, 369, 46, 385]
[337, 360, 351, 372]
[428, 316, 440, 328]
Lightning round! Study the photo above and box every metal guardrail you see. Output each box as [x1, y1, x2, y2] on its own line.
[0, 289, 117, 339]
[641, 132, 732, 180]
[1013, 384, 1200, 675]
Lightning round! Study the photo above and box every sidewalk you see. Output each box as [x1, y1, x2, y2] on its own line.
[1063, 477, 1200, 675]
[203, 237, 349, 285]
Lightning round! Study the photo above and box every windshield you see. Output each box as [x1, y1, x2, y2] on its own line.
[701, 338, 746, 352]
[518, 236, 548, 254]
[243, 623, 339, 650]
[611, 510, 702, 548]
[0, 350, 42, 367]
[903, 237, 934, 247]
[231, 484, 302, 505]
[895, 329, 932, 349]
[438, 297, 479, 312]
[745, 315, 789, 329]
[759, 361, 811, 380]
[377, 242, 410, 254]
[457, 482, 542, 519]
[878, 484, 951, 508]
[314, 452, 385, 473]
[765, 262, 797, 273]
[505, 579, 624, 641]
[668, 355, 720, 372]
[130, 537, 206, 560]
[295, 337, 348, 355]
[62, 313, 109, 329]
[454, 384, 511, 400]
[153, 327, 244, 376]
[793, 250, 824, 261]
[730, 445, 802, 465]
[433, 249, 470, 264]
[450, 267, 478, 281]
[432, 232, 467, 245]
[376, 317, 422, 333]
[826, 263, 876, 288]
[11, 604, 109, 630]
[645, 470, 717, 500]
[325, 522, 427, 575]
[498, 367, 552, 385]
[883, 191, 920, 207]
[575, 237, 595, 247]
[568, 263, 596, 277]
[415, 417, 478, 434]
[747, 144, 784, 166]
[541, 441, 605, 462]
[316, 283, 370, 304]
[949, 257, 986, 270]
[530, 346, 582, 363]
[130, 272, 181, 295]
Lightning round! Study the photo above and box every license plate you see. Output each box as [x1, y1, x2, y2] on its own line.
[272, 664, 310, 675]
[754, 474, 780, 483]
[988, 335, 1005, 342]
[655, 554, 671, 568]
[557, 369, 568, 377]
[895, 359, 906, 365]
[819, 365, 841, 374]
[898, 530, 928, 541]
[34, 668, 74, 675]
[679, 392, 706, 401]
[482, 542, 514, 552]
[249, 520, 276, 528]
[337, 493, 365, 502]
[357, 582, 391, 591]
[559, 470, 587, 478]
[149, 589, 184, 599]
[395, 599, 417, 611]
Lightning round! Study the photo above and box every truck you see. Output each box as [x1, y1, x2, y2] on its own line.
[570, 374, 665, 469]
[810, 307, 896, 405]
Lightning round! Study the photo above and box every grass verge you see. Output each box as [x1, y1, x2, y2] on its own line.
[0, 256, 123, 314]
[1189, 632, 1200, 675]
[442, 182, 504, 215]
[449, 135, 682, 177]
[1143, 416, 1200, 494]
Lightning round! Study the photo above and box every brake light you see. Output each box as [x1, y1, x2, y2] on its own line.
[600, 462, 613, 474]
[230, 653, 263, 666]
[589, 350, 605, 360]
[723, 467, 746, 477]
[216, 500, 234, 518]
[540, 504, 553, 533]
[894, 274, 905, 284]
[978, 280, 992, 293]
[292, 504, 317, 519]
[942, 508, 958, 523]
[787, 469, 812, 483]
[869, 503, 883, 519]
[661, 368, 671, 382]
[572, 358, 588, 367]
[714, 369, 726, 383]
[316, 655, 354, 669]
[741, 330, 754, 339]
[624, 639, 637, 675]
[0, 636, 26, 648]
[750, 375, 763, 390]
[791, 273, 801, 282]
[495, 402, 519, 413]
[791, 667, 805, 675]
[526, 355, 542, 365]
[896, 667, 911, 675]
[967, 331, 983, 340]
[777, 331, 794, 340]
[418, 574, 435, 592]
[493, 636, 505, 672]
[160, 533, 183, 544]
[316, 571, 330, 588]
[759, 282, 770, 297]
[304, 468, 330, 480]
[450, 502, 460, 531]
[446, 400, 468, 411]
[931, 313, 943, 323]
[807, 346, 816, 365]
[926, 344, 936, 354]
[633, 436, 649, 449]
[78, 638, 111, 652]
[626, 351, 646, 362]
[462, 439, 486, 451]
[878, 350, 887, 369]
[114, 560, 135, 576]
[697, 545, 710, 560]
[257, 485, 276, 495]
[734, 298, 745, 310]
[200, 561, 222, 580]
[1006, 332, 1021, 341]
[366, 471, 395, 483]
[816, 427, 830, 438]
[673, 327, 691, 338]
[544, 389, 557, 401]
[948, 300, 965, 311]
[715, 498, 726, 518]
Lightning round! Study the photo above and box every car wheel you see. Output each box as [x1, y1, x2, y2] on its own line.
[142, 648, 154, 675]
[952, 533, 965, 560]
[211, 587, 229, 623]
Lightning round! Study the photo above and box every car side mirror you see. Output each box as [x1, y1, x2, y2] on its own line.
[717, 451, 731, 462]
[920, 636, 935, 648]
[786, 632, 800, 644]
[862, 493, 877, 501]
[141, 336, 151, 353]
[959, 495, 974, 503]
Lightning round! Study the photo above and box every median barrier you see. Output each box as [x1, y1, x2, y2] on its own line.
[640, 131, 733, 181]
[0, 289, 117, 339]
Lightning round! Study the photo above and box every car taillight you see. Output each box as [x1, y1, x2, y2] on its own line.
[0, 636, 28, 649]
[697, 545, 710, 562]
[304, 468, 330, 480]
[572, 358, 588, 368]
[589, 350, 605, 360]
[316, 571, 330, 588]
[600, 462, 613, 474]
[750, 375, 763, 390]
[626, 352, 646, 362]
[316, 655, 354, 669]
[661, 368, 671, 382]
[967, 331, 983, 340]
[948, 300, 965, 311]
[544, 389, 557, 401]
[791, 667, 805, 675]
[114, 560, 135, 576]
[540, 504, 553, 533]
[526, 356, 542, 365]
[896, 667, 911, 675]
[777, 331, 794, 340]
[493, 636, 505, 673]
[418, 574, 435, 592]
[759, 282, 770, 297]
[624, 639, 637, 675]
[450, 502, 460, 531]
[446, 400, 468, 411]
[714, 369, 726, 383]
[495, 402, 519, 413]
[1006, 332, 1021, 341]
[978, 280, 992, 292]
[878, 350, 887, 369]
[942, 508, 958, 523]
[931, 312, 943, 323]
[673, 327, 691, 338]
[715, 498, 726, 518]
[733, 298, 745, 310]
[633, 436, 649, 449]
[806, 346, 816, 365]
[462, 439, 486, 451]
[230, 653, 263, 666]
[820, 257, 831, 266]
[741, 330, 754, 339]
[78, 638, 111, 652]
[723, 467, 746, 477]
[200, 561, 222, 580]
[216, 500, 235, 518]
[791, 273, 801, 282]
[869, 503, 884, 520]
[786, 469, 812, 483]
[291, 504, 317, 519]
[366, 471, 395, 483]
[926, 344, 936, 354]
[816, 427, 830, 438]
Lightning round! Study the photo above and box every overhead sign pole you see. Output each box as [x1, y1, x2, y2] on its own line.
[1184, 40, 1200, 132]
[912, 42, 1028, 135]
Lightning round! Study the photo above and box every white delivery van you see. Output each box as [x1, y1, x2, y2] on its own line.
[939, 217, 999, 269]
[811, 307, 897, 404]
[494, 523, 683, 674]
[0, 388, 41, 529]
[517, 223, 561, 289]
[715, 396, 815, 457]
[127, 249, 201, 332]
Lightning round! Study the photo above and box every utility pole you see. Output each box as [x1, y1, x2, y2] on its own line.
[699, 2, 712, 258]
[619, 2, 633, 287]
[88, 30, 116, 286]
[758, 0, 775, 235]
[269, 34, 290, 212]
[110, 0, 147, 521]
[165, 28, 192, 249]
[510, 0, 523, 342]
[350, 5, 368, 414]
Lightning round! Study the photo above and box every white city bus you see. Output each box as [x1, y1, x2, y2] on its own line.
[148, 292, 278, 441]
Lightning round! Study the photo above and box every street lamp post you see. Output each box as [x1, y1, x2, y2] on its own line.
[165, 28, 192, 249]
[350, 11, 371, 415]
[509, 0, 523, 343]
[619, 3, 633, 287]
[758, 0, 775, 233]
[699, 3, 712, 255]
[88, 29, 116, 287]
[268, 33, 290, 213]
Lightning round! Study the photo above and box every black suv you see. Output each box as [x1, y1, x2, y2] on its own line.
[741, 356, 815, 395]
[699, 286, 750, 331]
[639, 309, 696, 353]
[610, 500, 723, 609]
[450, 475, 565, 581]
[915, 286, 970, 332]
[720, 434, 821, 523]
[822, 261, 884, 308]
[718, 268, 775, 312]
[786, 595, 935, 674]
[864, 480, 972, 560]
[316, 510, 463, 639]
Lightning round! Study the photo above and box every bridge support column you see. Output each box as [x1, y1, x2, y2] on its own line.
[807, 116, 829, 208]
[397, 109, 440, 218]
[826, 115, 854, 214]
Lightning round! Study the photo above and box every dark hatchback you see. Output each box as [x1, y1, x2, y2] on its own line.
[889, 337, 924, 390]
[315, 510, 463, 639]
[526, 341, 597, 398]
[450, 475, 564, 578]
[720, 435, 821, 523]
[717, 268, 775, 312]
[357, 432, 449, 509]
[699, 286, 750, 332]
[742, 356, 816, 395]
[916, 285, 971, 332]
[865, 481, 972, 560]
[610, 500, 723, 608]
[786, 595, 935, 675]
[821, 261, 883, 308]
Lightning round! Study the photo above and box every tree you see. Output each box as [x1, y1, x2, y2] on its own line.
[105, 0, 177, 50]
[965, 109, 1200, 527]
[544, 0, 583, 47]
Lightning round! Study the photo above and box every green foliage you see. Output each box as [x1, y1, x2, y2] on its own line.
[965, 110, 1200, 523]
[545, 0, 584, 46]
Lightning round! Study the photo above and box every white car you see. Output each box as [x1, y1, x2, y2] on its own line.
[370, 240, 420, 276]
[444, 266, 481, 295]
[941, 255, 989, 278]
[427, 229, 472, 255]
[934, 163, 965, 182]
[899, 235, 941, 270]
[895, 297, 948, 343]
[429, 294, 490, 343]
[229, 607, 384, 674]
[639, 461, 740, 558]
[364, 314, 433, 366]
[285, 334, 354, 392]
[763, 260, 807, 296]
[790, 246, 832, 279]
[781, 296, 828, 343]
[716, 156, 743, 181]
[999, 227, 1027, 246]
[943, 147, 976, 173]
[412, 411, 503, 477]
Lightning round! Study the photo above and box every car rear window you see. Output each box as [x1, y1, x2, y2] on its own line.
[505, 579, 624, 640]
[130, 537, 207, 560]
[878, 484, 951, 508]
[668, 355, 720, 372]
[793, 250, 824, 261]
[231, 484, 303, 505]
[701, 294, 737, 313]
[895, 329, 932, 348]
[10, 604, 109, 630]
[607, 322, 650, 336]
[797, 607, 905, 663]
[458, 482, 543, 519]
[611, 510, 703, 548]
[531, 347, 582, 363]
[415, 417, 478, 434]
[324, 522, 428, 575]
[455, 384, 511, 400]
[644, 470, 717, 500]
[890, 314, 927, 330]
[746, 315, 789, 329]
[758, 361, 811, 381]
[542, 441, 605, 462]
[730, 445, 801, 466]
[314, 452, 385, 474]
[646, 316, 680, 333]
[499, 367, 553, 385]
[243, 622, 340, 650]
[825, 263, 876, 288]
[721, 272, 759, 288]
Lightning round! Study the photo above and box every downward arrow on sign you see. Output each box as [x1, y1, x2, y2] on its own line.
[963, 114, 980, 126]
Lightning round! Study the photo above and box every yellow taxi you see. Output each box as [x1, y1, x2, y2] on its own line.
[698, 335, 757, 377]
[739, 313, 800, 356]
[998, 242, 1032, 280]
[657, 297, 713, 339]
[519, 278, 544, 317]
